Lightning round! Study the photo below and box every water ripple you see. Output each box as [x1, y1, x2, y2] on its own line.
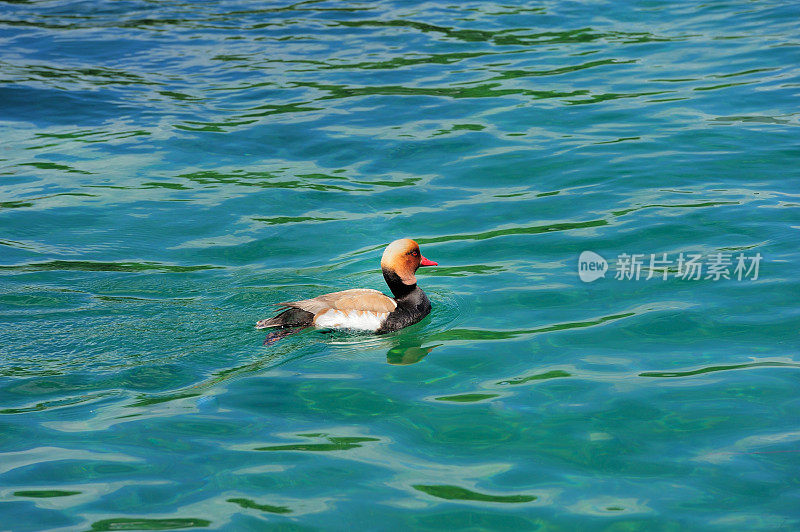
[1, 0, 798, 528]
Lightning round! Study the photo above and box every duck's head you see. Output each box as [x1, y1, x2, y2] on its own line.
[381, 238, 437, 288]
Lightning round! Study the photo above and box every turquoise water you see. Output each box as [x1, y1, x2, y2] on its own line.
[1, 0, 799, 529]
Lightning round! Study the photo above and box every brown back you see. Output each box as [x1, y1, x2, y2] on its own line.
[282, 288, 396, 315]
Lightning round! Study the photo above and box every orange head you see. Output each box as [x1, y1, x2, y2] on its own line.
[381, 238, 437, 286]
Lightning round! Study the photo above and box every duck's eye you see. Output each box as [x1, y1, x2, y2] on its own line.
[410, 250, 418, 256]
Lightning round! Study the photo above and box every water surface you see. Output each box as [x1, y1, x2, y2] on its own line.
[1, 0, 799, 530]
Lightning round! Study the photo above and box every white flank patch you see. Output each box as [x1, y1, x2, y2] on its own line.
[314, 310, 388, 331]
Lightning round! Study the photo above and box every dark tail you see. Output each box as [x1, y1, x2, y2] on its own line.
[256, 307, 314, 329]
[263, 326, 308, 346]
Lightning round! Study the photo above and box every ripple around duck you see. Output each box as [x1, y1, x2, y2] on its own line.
[429, 310, 636, 342]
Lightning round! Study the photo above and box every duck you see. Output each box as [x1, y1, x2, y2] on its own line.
[256, 238, 437, 334]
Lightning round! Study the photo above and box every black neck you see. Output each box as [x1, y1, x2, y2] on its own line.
[383, 268, 416, 299]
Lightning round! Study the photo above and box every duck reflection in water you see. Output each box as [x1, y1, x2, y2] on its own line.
[264, 326, 440, 366]
[384, 337, 441, 365]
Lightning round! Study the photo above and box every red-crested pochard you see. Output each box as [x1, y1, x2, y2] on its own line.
[256, 238, 437, 334]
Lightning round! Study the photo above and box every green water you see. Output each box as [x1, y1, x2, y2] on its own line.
[1, 0, 799, 530]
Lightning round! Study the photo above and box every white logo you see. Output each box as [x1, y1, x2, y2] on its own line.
[578, 251, 608, 282]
